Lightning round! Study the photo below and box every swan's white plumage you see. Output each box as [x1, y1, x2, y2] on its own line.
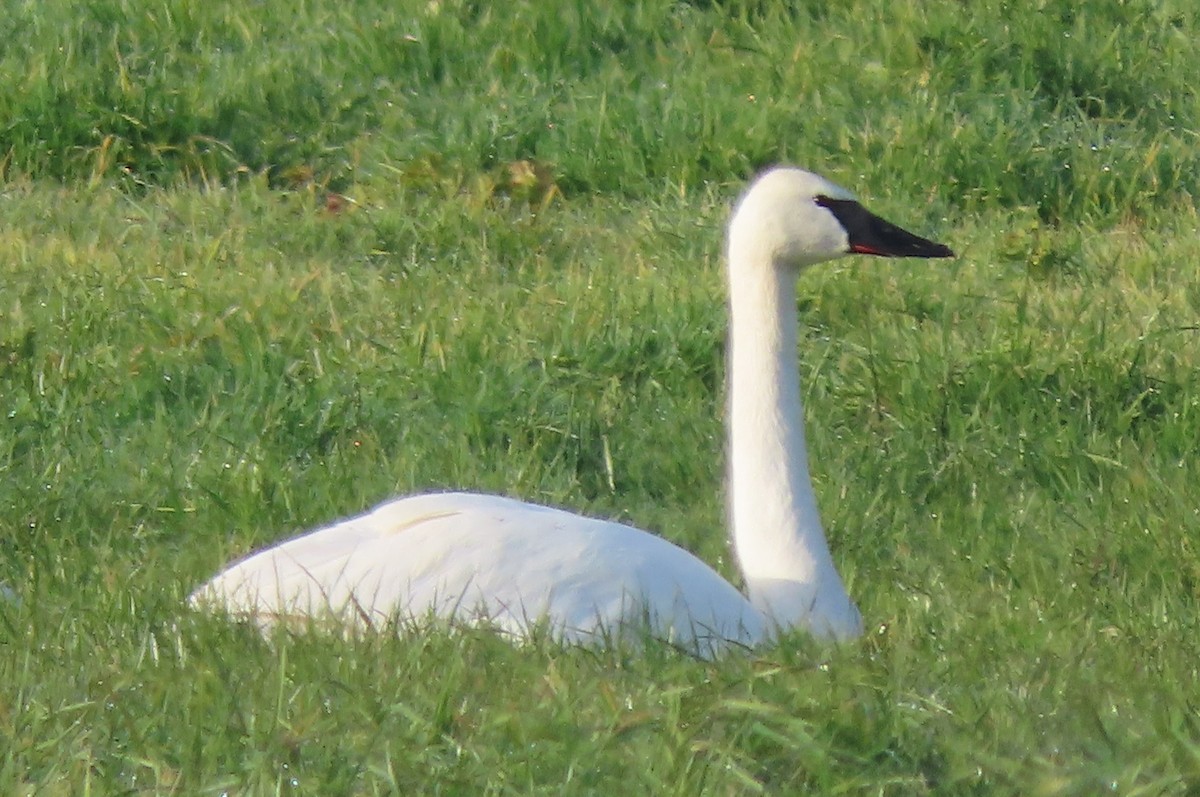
[191, 166, 953, 656]
[192, 492, 766, 655]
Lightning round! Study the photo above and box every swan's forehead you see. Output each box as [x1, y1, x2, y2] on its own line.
[753, 167, 855, 203]
[805, 172, 855, 201]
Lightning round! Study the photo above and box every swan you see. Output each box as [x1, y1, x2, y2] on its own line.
[190, 167, 953, 656]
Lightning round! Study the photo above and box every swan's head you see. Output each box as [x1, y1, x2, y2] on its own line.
[728, 167, 954, 270]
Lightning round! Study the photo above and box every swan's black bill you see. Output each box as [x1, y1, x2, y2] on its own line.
[816, 196, 954, 259]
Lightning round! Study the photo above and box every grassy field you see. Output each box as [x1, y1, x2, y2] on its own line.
[3, 0, 1200, 793]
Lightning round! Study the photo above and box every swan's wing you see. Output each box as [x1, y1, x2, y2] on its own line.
[189, 492, 522, 623]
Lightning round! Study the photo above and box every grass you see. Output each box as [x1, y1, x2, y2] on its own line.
[2, 0, 1199, 793]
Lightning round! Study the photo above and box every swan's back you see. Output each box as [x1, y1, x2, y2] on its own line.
[191, 492, 767, 655]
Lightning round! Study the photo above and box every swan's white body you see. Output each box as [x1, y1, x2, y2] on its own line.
[191, 167, 952, 656]
[195, 492, 768, 652]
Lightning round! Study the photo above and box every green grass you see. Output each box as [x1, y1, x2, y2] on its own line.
[2, 0, 1200, 793]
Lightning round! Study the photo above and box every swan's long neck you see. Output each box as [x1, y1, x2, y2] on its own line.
[726, 237, 861, 640]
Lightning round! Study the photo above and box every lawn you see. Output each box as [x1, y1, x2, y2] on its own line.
[2, 0, 1199, 793]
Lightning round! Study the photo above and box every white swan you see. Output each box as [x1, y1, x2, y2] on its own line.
[190, 167, 953, 656]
